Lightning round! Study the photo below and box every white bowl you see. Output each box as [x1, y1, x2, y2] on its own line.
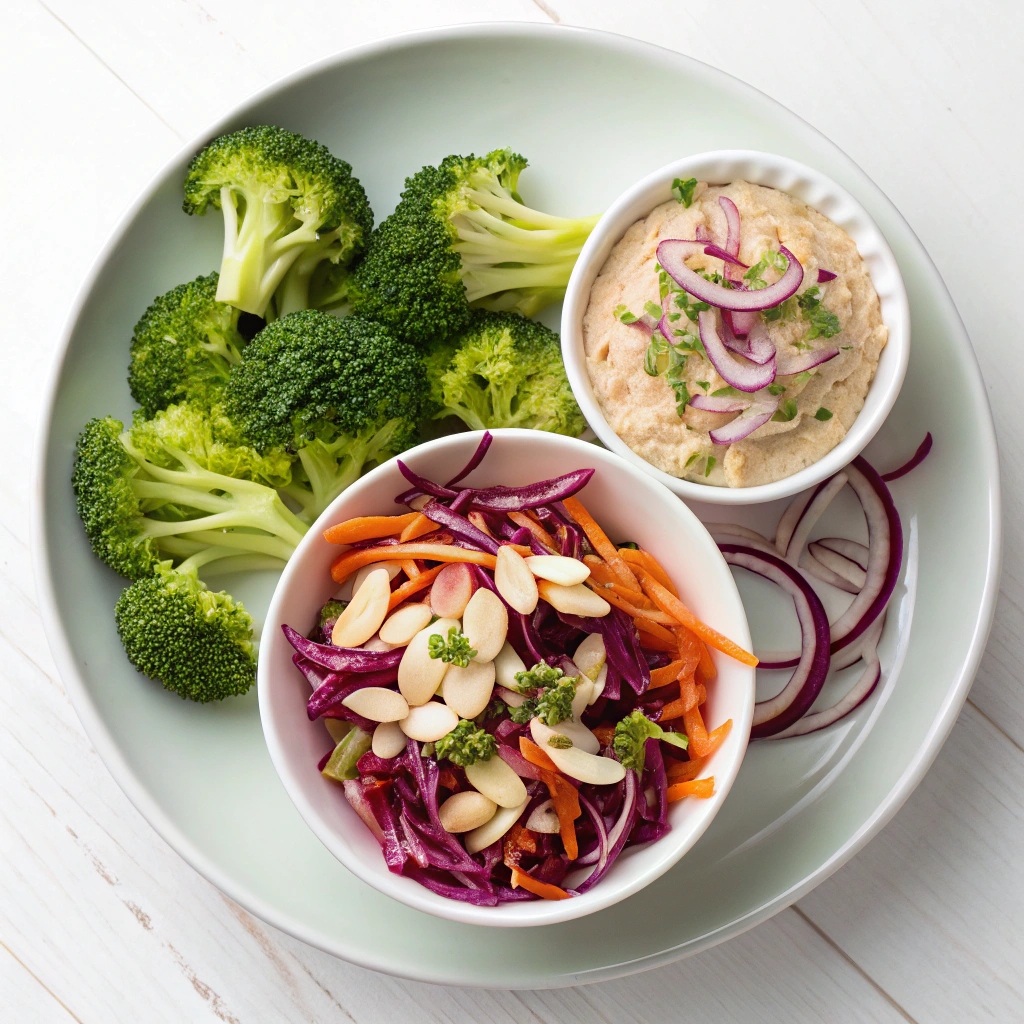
[561, 150, 910, 506]
[258, 428, 755, 927]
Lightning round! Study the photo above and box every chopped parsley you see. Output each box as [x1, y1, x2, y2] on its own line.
[509, 677, 577, 726]
[743, 250, 789, 291]
[695, 381, 710, 392]
[685, 452, 701, 469]
[767, 382, 787, 396]
[672, 176, 698, 207]
[772, 399, 799, 422]
[763, 297, 796, 323]
[613, 304, 639, 325]
[711, 386, 739, 397]
[814, 407, 834, 421]
[704, 456, 717, 478]
[428, 627, 477, 667]
[644, 300, 664, 321]
[797, 286, 842, 340]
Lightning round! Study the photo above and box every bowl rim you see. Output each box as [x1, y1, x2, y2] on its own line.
[560, 148, 911, 506]
[257, 427, 755, 927]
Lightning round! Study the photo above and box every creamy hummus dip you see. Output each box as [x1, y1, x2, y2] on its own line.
[583, 180, 887, 487]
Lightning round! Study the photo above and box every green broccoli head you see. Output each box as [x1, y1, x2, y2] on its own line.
[73, 417, 162, 580]
[128, 273, 247, 419]
[114, 561, 256, 702]
[129, 402, 295, 489]
[434, 719, 497, 767]
[425, 310, 585, 435]
[612, 709, 688, 774]
[183, 125, 373, 317]
[349, 148, 600, 345]
[225, 311, 426, 521]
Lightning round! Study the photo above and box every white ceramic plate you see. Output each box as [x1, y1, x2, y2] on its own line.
[34, 24, 999, 988]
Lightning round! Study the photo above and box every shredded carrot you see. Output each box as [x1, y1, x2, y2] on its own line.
[632, 616, 676, 646]
[619, 548, 678, 596]
[667, 778, 715, 802]
[683, 704, 712, 757]
[587, 581, 676, 624]
[510, 866, 571, 900]
[659, 677, 700, 721]
[322, 512, 421, 545]
[438, 768, 461, 792]
[399, 513, 438, 543]
[697, 640, 717, 680]
[673, 627, 703, 675]
[665, 757, 706, 783]
[508, 511, 558, 552]
[562, 497, 642, 594]
[519, 736, 559, 774]
[331, 543, 531, 584]
[632, 567, 758, 667]
[386, 565, 445, 611]
[519, 737, 580, 858]
[503, 824, 537, 867]
[398, 558, 420, 579]
[650, 659, 686, 688]
[696, 682, 707, 705]
[634, 627, 678, 654]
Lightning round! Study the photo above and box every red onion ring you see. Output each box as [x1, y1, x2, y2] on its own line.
[815, 537, 868, 569]
[718, 196, 745, 287]
[882, 432, 933, 482]
[784, 472, 849, 565]
[774, 488, 814, 555]
[724, 310, 759, 338]
[689, 394, 752, 414]
[698, 310, 777, 393]
[719, 544, 832, 737]
[806, 541, 867, 590]
[659, 241, 803, 312]
[723, 317, 775, 365]
[800, 548, 860, 594]
[775, 345, 840, 376]
[709, 397, 780, 445]
[702, 243, 748, 268]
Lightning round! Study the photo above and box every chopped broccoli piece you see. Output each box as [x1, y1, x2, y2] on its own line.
[224, 311, 426, 522]
[434, 720, 497, 767]
[348, 149, 600, 344]
[71, 415, 307, 581]
[114, 560, 256, 702]
[612, 709, 689, 773]
[424, 310, 584, 435]
[513, 661, 566, 693]
[508, 667, 577, 726]
[315, 598, 348, 645]
[427, 626, 476, 667]
[128, 273, 248, 419]
[183, 125, 372, 316]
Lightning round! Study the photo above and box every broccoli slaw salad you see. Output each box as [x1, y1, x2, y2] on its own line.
[284, 433, 754, 904]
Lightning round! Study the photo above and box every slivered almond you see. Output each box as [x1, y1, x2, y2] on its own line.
[429, 562, 475, 618]
[530, 720, 625, 784]
[332, 567, 392, 647]
[461, 588, 508, 662]
[493, 642, 526, 691]
[438, 791, 497, 833]
[525, 555, 591, 586]
[348, 561, 401, 600]
[537, 580, 611, 618]
[573, 633, 607, 680]
[379, 602, 433, 645]
[341, 687, 409, 723]
[399, 701, 459, 742]
[464, 798, 530, 854]
[494, 545, 539, 614]
[441, 659, 496, 719]
[371, 721, 408, 758]
[397, 617, 460, 706]
[525, 799, 561, 834]
[465, 755, 528, 808]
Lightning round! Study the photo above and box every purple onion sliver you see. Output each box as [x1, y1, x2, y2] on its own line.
[688, 393, 752, 414]
[775, 345, 840, 376]
[698, 310, 777, 393]
[703, 243, 748, 268]
[724, 309, 759, 339]
[282, 624, 404, 673]
[466, 468, 595, 512]
[882, 432, 933, 482]
[395, 460, 458, 500]
[817, 269, 838, 283]
[708, 399, 779, 445]
[422, 499, 500, 554]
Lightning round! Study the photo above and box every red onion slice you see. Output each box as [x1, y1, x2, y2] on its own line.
[775, 488, 814, 555]
[784, 472, 849, 565]
[775, 345, 840, 376]
[723, 318, 775, 365]
[817, 269, 838, 283]
[724, 310, 759, 338]
[708, 396, 780, 445]
[807, 541, 867, 589]
[718, 196, 744, 287]
[659, 241, 803, 312]
[689, 394, 752, 414]
[800, 548, 860, 594]
[698, 310, 777, 393]
[703, 243, 748, 268]
[815, 537, 868, 569]
[882, 432, 933, 482]
[706, 522, 775, 551]
[720, 544, 831, 737]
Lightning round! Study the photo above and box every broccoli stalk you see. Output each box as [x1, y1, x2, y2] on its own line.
[114, 557, 257, 702]
[434, 720, 497, 767]
[225, 311, 427, 523]
[612, 709, 689, 773]
[349, 149, 600, 345]
[183, 126, 372, 317]
[72, 415, 308, 581]
[425, 310, 585, 436]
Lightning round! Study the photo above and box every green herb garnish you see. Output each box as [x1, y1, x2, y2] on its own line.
[672, 177, 698, 207]
[797, 286, 842, 340]
[613, 304, 639, 324]
[704, 456, 717, 477]
[814, 407, 834, 421]
[767, 383, 787, 396]
[547, 735, 573, 749]
[427, 627, 477, 667]
[744, 250, 789, 290]
[772, 399, 799, 422]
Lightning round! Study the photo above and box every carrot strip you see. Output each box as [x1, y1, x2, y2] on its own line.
[386, 565, 445, 611]
[510, 866, 571, 900]
[650, 660, 685, 687]
[632, 616, 676, 646]
[398, 558, 420, 579]
[666, 757, 706, 783]
[519, 737, 579, 858]
[562, 497, 642, 593]
[331, 543, 519, 584]
[634, 628, 678, 654]
[696, 682, 707, 705]
[587, 582, 676, 624]
[659, 677, 700, 721]
[673, 627, 703, 674]
[399, 513, 438, 543]
[697, 640, 717, 681]
[619, 548, 678, 596]
[508, 512, 559, 552]
[667, 778, 715, 802]
[519, 736, 559, 774]
[632, 567, 758, 667]
[322, 512, 420, 545]
[683, 704, 712, 757]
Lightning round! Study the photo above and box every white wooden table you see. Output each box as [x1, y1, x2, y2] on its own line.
[3, 2, 1021, 1020]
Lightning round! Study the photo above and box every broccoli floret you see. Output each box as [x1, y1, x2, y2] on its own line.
[427, 626, 476, 667]
[424, 310, 584, 435]
[224, 311, 426, 522]
[128, 273, 248, 419]
[508, 675, 577, 726]
[434, 720, 497, 767]
[183, 125, 373, 317]
[348, 149, 600, 345]
[114, 560, 256, 701]
[72, 416, 307, 580]
[612, 709, 689, 773]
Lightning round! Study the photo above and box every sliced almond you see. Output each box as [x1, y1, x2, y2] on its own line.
[341, 687, 409, 723]
[379, 602, 433, 645]
[438, 790, 497, 833]
[397, 617, 460, 706]
[589, 663, 608, 704]
[530, 715, 600, 756]
[332, 567, 393, 647]
[441, 659, 496, 719]
[530, 720, 625, 785]
[371, 721, 408, 758]
[361, 636, 395, 653]
[525, 554, 591, 586]
[464, 798, 530, 854]
[525, 799, 561, 834]
[465, 755, 528, 808]
[537, 580, 610, 618]
[348, 561, 401, 600]
[571, 679, 594, 720]
[493, 642, 527, 691]
[494, 545, 539, 614]
[462, 588, 508, 662]
[573, 633, 607, 681]
[399, 701, 459, 743]
[429, 562, 475, 619]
